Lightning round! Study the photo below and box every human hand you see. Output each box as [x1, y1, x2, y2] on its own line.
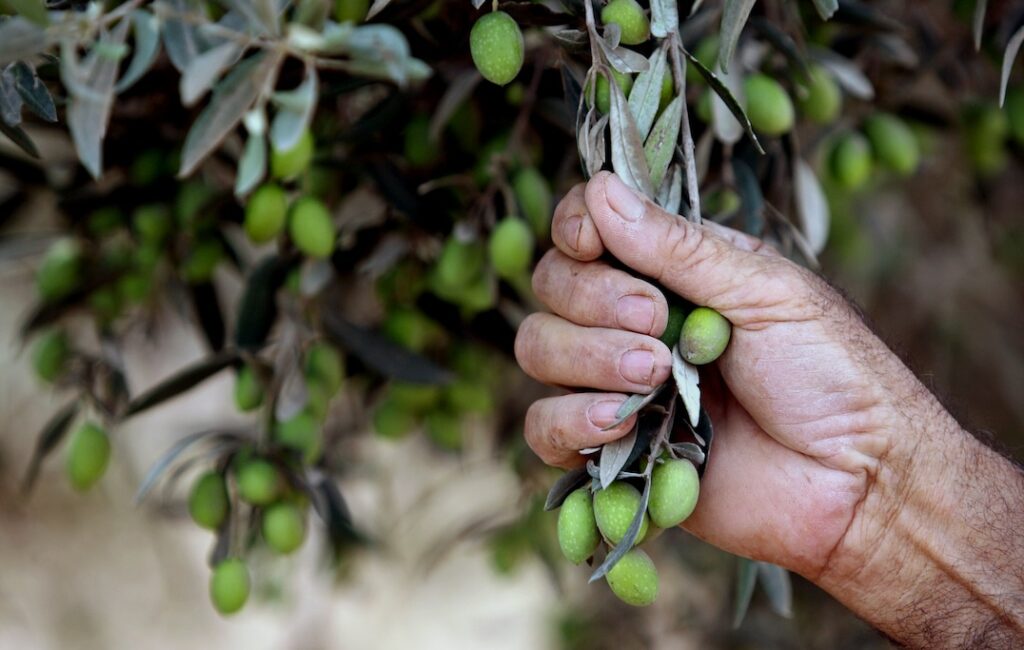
[515, 171, 933, 581]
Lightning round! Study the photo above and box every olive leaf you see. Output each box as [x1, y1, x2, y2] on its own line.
[234, 130, 267, 197]
[718, 0, 756, 73]
[670, 441, 706, 465]
[0, 120, 37, 157]
[12, 62, 56, 122]
[115, 10, 162, 93]
[683, 49, 763, 154]
[972, 0, 988, 50]
[810, 0, 838, 21]
[593, 31, 650, 75]
[428, 68, 480, 142]
[180, 41, 242, 106]
[544, 466, 590, 510]
[20, 400, 79, 495]
[366, 0, 394, 20]
[793, 159, 830, 255]
[0, 16, 46, 66]
[179, 51, 281, 177]
[61, 20, 131, 178]
[605, 383, 667, 430]
[608, 67, 655, 197]
[732, 556, 758, 628]
[190, 281, 226, 351]
[757, 562, 793, 617]
[0, 68, 22, 126]
[160, 0, 206, 72]
[733, 158, 764, 234]
[270, 63, 318, 151]
[645, 95, 683, 189]
[749, 17, 811, 81]
[810, 46, 874, 100]
[999, 24, 1024, 106]
[235, 254, 290, 351]
[629, 46, 668, 141]
[134, 429, 241, 504]
[649, 0, 679, 38]
[124, 350, 240, 417]
[589, 474, 651, 583]
[656, 163, 684, 216]
[598, 425, 638, 489]
[672, 345, 701, 428]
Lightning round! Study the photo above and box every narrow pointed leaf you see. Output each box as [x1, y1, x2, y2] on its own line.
[733, 557, 758, 628]
[972, 0, 987, 51]
[235, 253, 289, 350]
[629, 47, 668, 141]
[608, 71, 655, 197]
[599, 426, 637, 489]
[645, 95, 683, 189]
[589, 474, 651, 582]
[999, 24, 1024, 106]
[672, 345, 701, 427]
[322, 312, 453, 385]
[20, 401, 79, 495]
[124, 350, 239, 417]
[234, 131, 266, 197]
[12, 62, 56, 122]
[544, 466, 590, 510]
[135, 429, 238, 504]
[810, 0, 838, 21]
[115, 10, 162, 93]
[757, 562, 793, 617]
[269, 65, 318, 151]
[649, 0, 678, 38]
[606, 383, 667, 430]
[794, 159, 830, 255]
[684, 49, 763, 153]
[719, 0, 756, 72]
[180, 41, 242, 106]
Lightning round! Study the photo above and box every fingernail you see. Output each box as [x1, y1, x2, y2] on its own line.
[605, 174, 645, 222]
[560, 215, 582, 252]
[616, 295, 656, 333]
[619, 349, 655, 385]
[588, 400, 624, 428]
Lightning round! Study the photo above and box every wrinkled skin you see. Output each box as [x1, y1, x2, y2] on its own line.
[515, 171, 912, 581]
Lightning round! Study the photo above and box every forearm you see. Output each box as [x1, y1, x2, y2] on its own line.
[820, 385, 1024, 648]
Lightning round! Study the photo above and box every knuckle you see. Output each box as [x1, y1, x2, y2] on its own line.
[661, 220, 709, 279]
[513, 313, 545, 374]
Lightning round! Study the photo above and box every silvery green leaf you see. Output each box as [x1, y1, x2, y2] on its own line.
[179, 52, 280, 177]
[645, 95, 682, 189]
[159, 0, 205, 72]
[599, 426, 637, 489]
[719, 0, 756, 72]
[973, 0, 987, 50]
[603, 22, 622, 50]
[348, 24, 410, 59]
[595, 33, 650, 74]
[711, 70, 743, 146]
[657, 163, 683, 216]
[12, 62, 54, 122]
[669, 441, 705, 465]
[793, 159, 829, 255]
[586, 459, 601, 480]
[1000, 24, 1024, 106]
[317, 21, 356, 54]
[544, 466, 590, 511]
[606, 383, 667, 430]
[810, 0, 838, 21]
[180, 41, 242, 106]
[553, 28, 589, 50]
[874, 33, 918, 69]
[733, 158, 763, 233]
[0, 68, 23, 126]
[114, 10, 162, 93]
[586, 113, 609, 177]
[811, 47, 874, 100]
[221, 0, 278, 36]
[62, 21, 130, 178]
[589, 474, 651, 582]
[757, 562, 793, 618]
[629, 47, 668, 141]
[672, 344, 700, 427]
[270, 65, 318, 151]
[0, 16, 46, 66]
[8, 0, 48, 27]
[684, 49, 762, 153]
[234, 130, 266, 197]
[649, 0, 678, 38]
[300, 258, 334, 296]
[428, 69, 480, 142]
[733, 557, 758, 628]
[366, 0, 394, 19]
[608, 71, 655, 197]
[134, 429, 238, 504]
[0, 120, 38, 157]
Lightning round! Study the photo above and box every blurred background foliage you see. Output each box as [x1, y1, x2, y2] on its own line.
[0, 0, 1022, 648]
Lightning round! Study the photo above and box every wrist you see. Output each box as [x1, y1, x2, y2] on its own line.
[818, 379, 1024, 646]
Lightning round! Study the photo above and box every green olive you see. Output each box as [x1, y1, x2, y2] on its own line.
[587, 69, 633, 115]
[66, 422, 111, 492]
[647, 459, 699, 528]
[744, 74, 795, 136]
[305, 342, 344, 396]
[210, 559, 250, 615]
[828, 131, 873, 191]
[470, 11, 524, 86]
[659, 303, 686, 349]
[373, 398, 418, 439]
[270, 130, 315, 180]
[274, 411, 322, 464]
[235, 459, 282, 506]
[557, 488, 600, 565]
[864, 113, 920, 176]
[32, 329, 70, 383]
[593, 481, 649, 546]
[37, 238, 82, 302]
[288, 196, 336, 259]
[234, 365, 263, 412]
[262, 502, 306, 554]
[606, 549, 658, 606]
[244, 184, 289, 244]
[188, 471, 229, 530]
[601, 0, 650, 46]
[489, 217, 534, 280]
[425, 410, 463, 451]
[404, 115, 439, 168]
[512, 167, 553, 239]
[797, 65, 842, 125]
[679, 306, 732, 365]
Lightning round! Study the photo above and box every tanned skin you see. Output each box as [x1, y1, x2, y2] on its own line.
[513, 171, 1024, 648]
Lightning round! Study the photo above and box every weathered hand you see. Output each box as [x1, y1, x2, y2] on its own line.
[517, 171, 926, 581]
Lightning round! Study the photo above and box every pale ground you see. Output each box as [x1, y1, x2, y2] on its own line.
[0, 254, 563, 650]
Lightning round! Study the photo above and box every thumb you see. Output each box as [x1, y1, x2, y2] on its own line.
[583, 171, 811, 323]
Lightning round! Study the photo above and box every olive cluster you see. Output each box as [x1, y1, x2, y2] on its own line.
[556, 458, 700, 606]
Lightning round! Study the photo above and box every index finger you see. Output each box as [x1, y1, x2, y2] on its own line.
[551, 184, 605, 261]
